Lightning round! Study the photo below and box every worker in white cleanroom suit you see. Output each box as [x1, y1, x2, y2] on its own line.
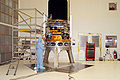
[36, 37, 45, 70]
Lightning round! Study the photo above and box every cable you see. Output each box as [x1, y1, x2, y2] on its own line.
[68, 73, 76, 80]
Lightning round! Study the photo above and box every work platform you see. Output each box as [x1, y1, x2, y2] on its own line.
[6, 8, 46, 75]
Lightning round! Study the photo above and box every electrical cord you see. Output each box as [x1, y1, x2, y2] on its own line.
[68, 73, 76, 80]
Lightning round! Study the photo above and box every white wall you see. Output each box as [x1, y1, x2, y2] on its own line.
[71, 0, 120, 60]
[19, 0, 47, 14]
[20, 0, 120, 60]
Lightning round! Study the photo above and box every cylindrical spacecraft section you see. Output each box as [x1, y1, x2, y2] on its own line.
[45, 20, 71, 47]
[48, 0, 68, 20]
[46, 0, 71, 47]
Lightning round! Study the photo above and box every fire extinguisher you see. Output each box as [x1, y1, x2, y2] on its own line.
[113, 50, 117, 59]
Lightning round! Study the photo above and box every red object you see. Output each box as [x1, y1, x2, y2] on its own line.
[86, 43, 95, 61]
[113, 50, 117, 59]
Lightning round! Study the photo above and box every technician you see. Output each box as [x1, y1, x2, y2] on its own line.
[36, 36, 45, 70]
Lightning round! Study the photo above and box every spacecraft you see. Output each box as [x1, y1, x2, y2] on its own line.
[44, 0, 74, 68]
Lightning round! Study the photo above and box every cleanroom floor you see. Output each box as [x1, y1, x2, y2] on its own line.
[0, 61, 120, 80]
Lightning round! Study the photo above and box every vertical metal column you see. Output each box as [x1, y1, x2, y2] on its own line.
[35, 9, 37, 67]
[44, 49, 50, 64]
[11, 10, 14, 61]
[67, 47, 74, 63]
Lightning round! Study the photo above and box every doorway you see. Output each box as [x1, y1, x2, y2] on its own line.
[78, 33, 101, 60]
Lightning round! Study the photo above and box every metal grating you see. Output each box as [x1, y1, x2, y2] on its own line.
[0, 0, 18, 64]
[0, 0, 18, 24]
[0, 25, 13, 64]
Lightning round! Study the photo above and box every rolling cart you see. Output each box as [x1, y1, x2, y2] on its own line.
[86, 43, 95, 61]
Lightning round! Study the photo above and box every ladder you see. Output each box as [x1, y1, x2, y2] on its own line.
[6, 33, 29, 76]
[6, 57, 20, 76]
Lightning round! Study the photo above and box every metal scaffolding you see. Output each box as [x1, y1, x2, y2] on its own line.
[13, 8, 46, 60]
[6, 8, 47, 75]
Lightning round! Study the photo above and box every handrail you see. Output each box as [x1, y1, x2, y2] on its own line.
[17, 10, 32, 18]
[0, 22, 18, 28]
[18, 13, 32, 29]
[13, 17, 31, 25]
[34, 8, 44, 16]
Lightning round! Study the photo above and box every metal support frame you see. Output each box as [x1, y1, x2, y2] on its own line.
[6, 8, 46, 75]
[44, 46, 74, 68]
[12, 8, 45, 60]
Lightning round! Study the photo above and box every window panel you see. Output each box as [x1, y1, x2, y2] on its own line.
[92, 36, 99, 47]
